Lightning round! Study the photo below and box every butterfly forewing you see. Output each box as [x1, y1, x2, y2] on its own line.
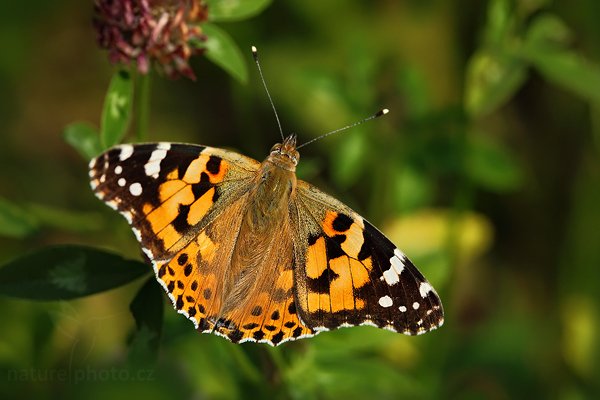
[89, 143, 258, 260]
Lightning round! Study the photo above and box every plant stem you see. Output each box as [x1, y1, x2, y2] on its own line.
[136, 72, 151, 142]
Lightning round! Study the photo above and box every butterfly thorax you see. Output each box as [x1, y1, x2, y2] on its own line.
[245, 134, 299, 228]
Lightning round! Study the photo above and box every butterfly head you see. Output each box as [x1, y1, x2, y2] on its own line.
[268, 134, 299, 171]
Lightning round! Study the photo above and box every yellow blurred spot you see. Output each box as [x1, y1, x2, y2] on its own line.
[562, 296, 597, 378]
[384, 208, 494, 267]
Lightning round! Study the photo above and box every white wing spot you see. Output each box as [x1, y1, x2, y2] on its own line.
[88, 157, 97, 169]
[129, 182, 142, 196]
[394, 248, 405, 259]
[145, 145, 170, 178]
[412, 302, 420, 310]
[144, 162, 162, 178]
[383, 248, 405, 285]
[419, 282, 434, 298]
[378, 295, 393, 308]
[382, 268, 400, 285]
[390, 250, 405, 275]
[118, 178, 126, 187]
[114, 165, 123, 174]
[399, 305, 407, 312]
[119, 144, 134, 161]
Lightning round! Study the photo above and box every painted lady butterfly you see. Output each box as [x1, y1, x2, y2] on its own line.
[89, 49, 443, 346]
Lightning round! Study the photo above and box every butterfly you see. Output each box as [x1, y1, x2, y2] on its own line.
[89, 132, 444, 345]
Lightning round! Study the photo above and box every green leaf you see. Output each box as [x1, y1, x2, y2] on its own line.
[526, 13, 572, 49]
[0, 200, 104, 238]
[0, 197, 39, 238]
[467, 135, 523, 192]
[101, 70, 134, 148]
[520, 14, 600, 103]
[200, 23, 248, 83]
[484, 0, 513, 45]
[206, 0, 272, 22]
[63, 121, 102, 160]
[0, 245, 149, 300]
[129, 277, 164, 363]
[27, 203, 105, 233]
[464, 50, 528, 118]
[522, 47, 600, 104]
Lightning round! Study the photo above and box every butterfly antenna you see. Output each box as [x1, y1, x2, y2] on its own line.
[296, 108, 389, 149]
[252, 46, 285, 140]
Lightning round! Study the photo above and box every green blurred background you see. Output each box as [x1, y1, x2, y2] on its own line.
[1, 0, 599, 398]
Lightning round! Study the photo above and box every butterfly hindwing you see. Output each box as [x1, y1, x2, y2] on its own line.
[162, 196, 314, 346]
[208, 221, 315, 345]
[293, 181, 444, 335]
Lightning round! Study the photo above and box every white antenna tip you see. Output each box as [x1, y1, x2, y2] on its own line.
[375, 108, 389, 117]
[251, 46, 257, 53]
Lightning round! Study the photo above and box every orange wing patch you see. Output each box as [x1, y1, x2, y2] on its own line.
[182, 153, 228, 184]
[305, 236, 328, 279]
[329, 257, 367, 312]
[323, 210, 365, 259]
[296, 209, 376, 327]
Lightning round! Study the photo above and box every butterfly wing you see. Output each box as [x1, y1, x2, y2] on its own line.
[89, 142, 260, 260]
[90, 142, 315, 346]
[89, 142, 443, 345]
[292, 180, 444, 335]
[89, 143, 263, 331]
